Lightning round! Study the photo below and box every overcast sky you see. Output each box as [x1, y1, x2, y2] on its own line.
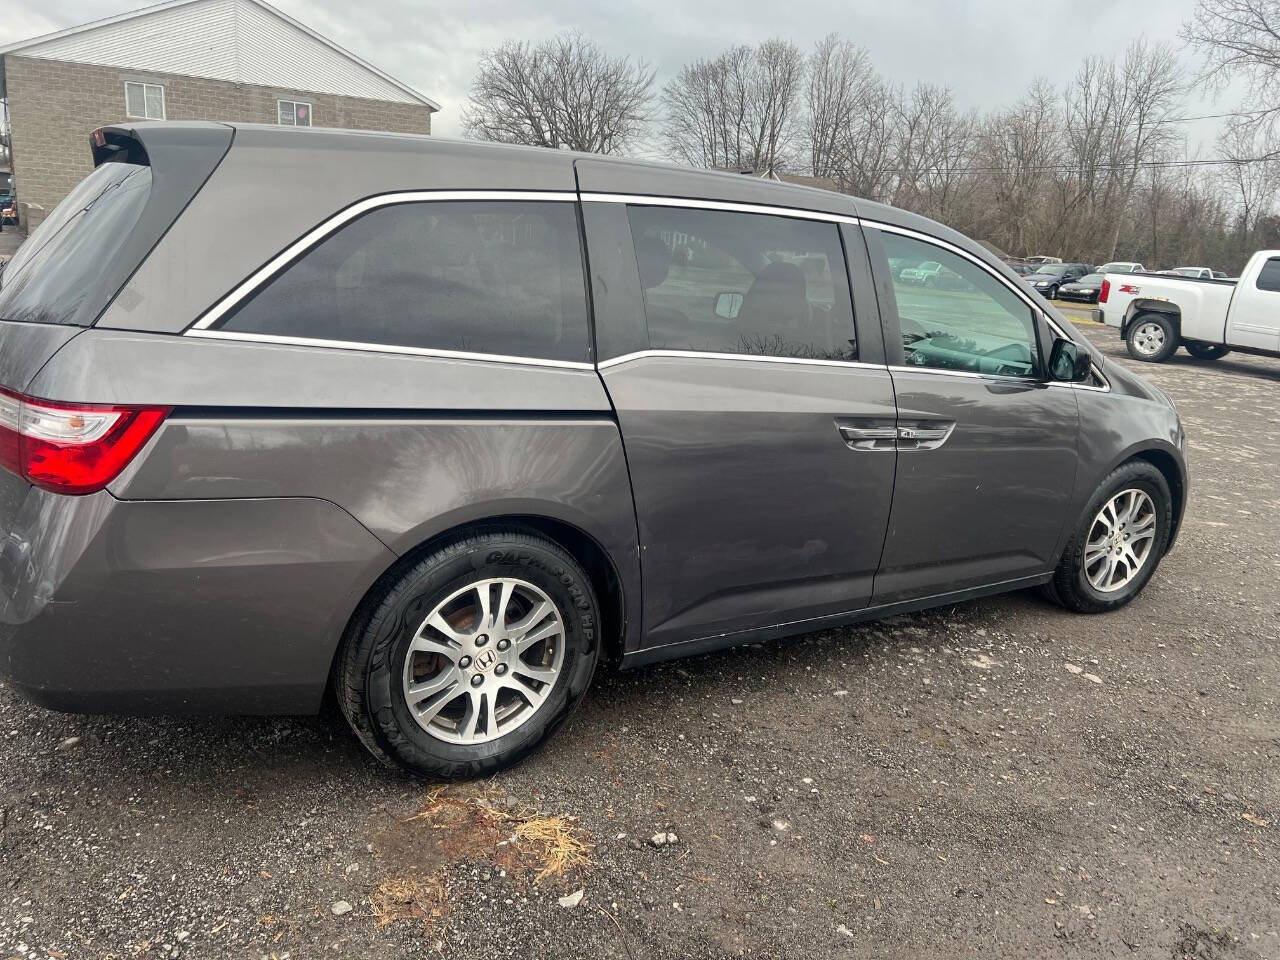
[0, 0, 1242, 153]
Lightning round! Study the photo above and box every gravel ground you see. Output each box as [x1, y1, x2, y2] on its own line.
[2, 320, 1278, 960]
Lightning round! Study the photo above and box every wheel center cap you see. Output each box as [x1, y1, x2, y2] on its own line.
[474, 648, 498, 673]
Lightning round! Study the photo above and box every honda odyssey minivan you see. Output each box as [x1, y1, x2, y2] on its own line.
[0, 123, 1187, 778]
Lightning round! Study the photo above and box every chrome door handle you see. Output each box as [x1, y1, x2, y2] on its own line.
[897, 421, 955, 451]
[836, 422, 897, 451]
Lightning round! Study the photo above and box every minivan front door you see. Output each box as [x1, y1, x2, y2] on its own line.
[582, 199, 897, 652]
[865, 225, 1081, 603]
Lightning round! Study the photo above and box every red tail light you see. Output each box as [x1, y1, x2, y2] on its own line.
[0, 387, 169, 495]
[1098, 278, 1110, 304]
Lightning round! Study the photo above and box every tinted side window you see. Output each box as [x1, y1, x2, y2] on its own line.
[1256, 257, 1280, 292]
[625, 205, 856, 360]
[217, 200, 591, 363]
[880, 232, 1040, 378]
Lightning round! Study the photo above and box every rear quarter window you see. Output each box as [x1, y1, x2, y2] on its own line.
[0, 163, 152, 325]
[1255, 257, 1280, 292]
[214, 200, 592, 364]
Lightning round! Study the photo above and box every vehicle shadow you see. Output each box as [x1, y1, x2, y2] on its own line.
[20, 590, 1059, 788]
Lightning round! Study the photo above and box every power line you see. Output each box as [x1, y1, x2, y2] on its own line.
[948, 155, 1280, 175]
[1151, 107, 1274, 124]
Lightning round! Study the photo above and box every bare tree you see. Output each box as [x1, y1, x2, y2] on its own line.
[463, 33, 653, 153]
[1217, 117, 1280, 237]
[838, 75, 901, 202]
[1184, 0, 1280, 117]
[662, 40, 804, 175]
[806, 35, 872, 179]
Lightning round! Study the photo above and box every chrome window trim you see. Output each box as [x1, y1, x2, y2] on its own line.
[886, 364, 1024, 382]
[597, 349, 886, 372]
[888, 363, 1111, 392]
[185, 328, 595, 370]
[580, 192, 860, 225]
[186, 189, 581, 333]
[863, 219, 1111, 392]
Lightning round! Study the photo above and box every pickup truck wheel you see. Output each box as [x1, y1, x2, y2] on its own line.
[1048, 461, 1172, 614]
[335, 527, 601, 779]
[1184, 342, 1230, 361]
[1125, 313, 1178, 363]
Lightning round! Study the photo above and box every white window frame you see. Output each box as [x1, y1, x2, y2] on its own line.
[124, 81, 166, 121]
[277, 99, 313, 127]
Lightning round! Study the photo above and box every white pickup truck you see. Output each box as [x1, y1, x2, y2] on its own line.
[1095, 250, 1280, 363]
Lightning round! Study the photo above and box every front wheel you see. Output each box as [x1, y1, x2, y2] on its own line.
[1048, 461, 1172, 613]
[1126, 313, 1179, 363]
[1184, 341, 1230, 361]
[336, 527, 601, 779]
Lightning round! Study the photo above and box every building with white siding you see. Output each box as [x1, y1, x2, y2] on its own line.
[0, 0, 438, 232]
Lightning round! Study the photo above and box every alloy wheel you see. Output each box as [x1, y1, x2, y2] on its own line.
[1083, 488, 1158, 593]
[401, 577, 566, 744]
[1130, 321, 1166, 358]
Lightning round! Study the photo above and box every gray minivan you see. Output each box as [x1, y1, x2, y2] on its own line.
[0, 123, 1186, 778]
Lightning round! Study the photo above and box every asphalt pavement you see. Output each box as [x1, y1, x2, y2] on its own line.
[2, 320, 1277, 960]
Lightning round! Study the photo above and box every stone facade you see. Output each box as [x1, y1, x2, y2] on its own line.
[4, 54, 433, 232]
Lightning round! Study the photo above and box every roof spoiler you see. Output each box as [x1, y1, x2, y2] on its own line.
[91, 126, 150, 167]
[73, 122, 236, 327]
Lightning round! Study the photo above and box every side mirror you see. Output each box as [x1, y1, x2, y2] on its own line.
[714, 291, 743, 320]
[1049, 338, 1092, 383]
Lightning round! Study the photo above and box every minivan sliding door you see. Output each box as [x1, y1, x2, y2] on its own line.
[582, 199, 897, 654]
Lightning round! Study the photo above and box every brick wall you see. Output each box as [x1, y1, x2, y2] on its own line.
[4, 54, 434, 232]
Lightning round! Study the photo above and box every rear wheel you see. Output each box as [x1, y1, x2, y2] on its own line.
[1048, 461, 1172, 613]
[1126, 313, 1179, 363]
[1046, 284, 1059, 300]
[1184, 341, 1230, 361]
[336, 527, 601, 779]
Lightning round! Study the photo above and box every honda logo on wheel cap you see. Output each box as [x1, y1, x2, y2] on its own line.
[474, 649, 498, 672]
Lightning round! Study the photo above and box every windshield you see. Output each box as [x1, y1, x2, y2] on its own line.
[1032, 264, 1070, 277]
[0, 163, 152, 325]
[1075, 274, 1104, 284]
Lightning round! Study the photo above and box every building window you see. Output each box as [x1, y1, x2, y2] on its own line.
[278, 100, 312, 127]
[124, 81, 165, 120]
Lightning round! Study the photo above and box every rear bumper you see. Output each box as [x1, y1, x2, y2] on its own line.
[1093, 308, 1121, 329]
[0, 486, 394, 714]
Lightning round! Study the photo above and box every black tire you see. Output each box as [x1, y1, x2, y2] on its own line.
[1048, 461, 1173, 614]
[335, 527, 601, 779]
[1125, 312, 1179, 363]
[1046, 285, 1059, 300]
[1184, 341, 1230, 361]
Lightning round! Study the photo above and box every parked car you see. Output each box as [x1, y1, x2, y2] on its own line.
[1166, 267, 1215, 279]
[1024, 255, 1062, 265]
[0, 122, 1188, 778]
[1097, 251, 1280, 363]
[898, 260, 944, 285]
[1004, 259, 1038, 276]
[0, 192, 14, 228]
[1023, 262, 1095, 299]
[1098, 261, 1144, 274]
[1057, 272, 1106, 303]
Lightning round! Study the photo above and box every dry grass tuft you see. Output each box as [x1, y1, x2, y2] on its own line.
[403, 785, 451, 822]
[369, 874, 447, 929]
[514, 815, 594, 884]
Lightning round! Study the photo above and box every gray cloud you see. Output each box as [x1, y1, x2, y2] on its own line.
[1, 0, 1238, 149]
